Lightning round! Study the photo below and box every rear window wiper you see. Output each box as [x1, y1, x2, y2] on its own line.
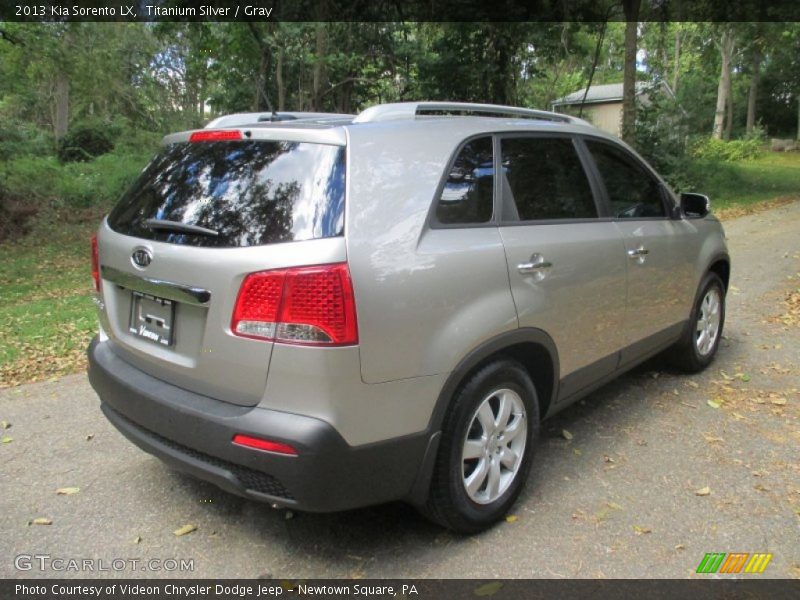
[144, 219, 219, 237]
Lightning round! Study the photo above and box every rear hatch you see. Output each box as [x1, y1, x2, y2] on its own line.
[95, 127, 348, 406]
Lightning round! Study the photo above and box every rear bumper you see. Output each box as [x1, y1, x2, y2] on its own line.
[88, 337, 435, 512]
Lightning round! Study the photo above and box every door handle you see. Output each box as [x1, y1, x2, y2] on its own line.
[627, 245, 649, 263]
[627, 246, 649, 257]
[517, 254, 552, 276]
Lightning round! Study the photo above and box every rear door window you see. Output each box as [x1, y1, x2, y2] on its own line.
[500, 137, 598, 221]
[107, 140, 346, 247]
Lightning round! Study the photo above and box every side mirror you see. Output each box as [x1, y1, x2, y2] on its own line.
[680, 192, 710, 218]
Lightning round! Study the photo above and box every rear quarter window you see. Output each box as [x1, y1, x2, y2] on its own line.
[107, 140, 346, 247]
[434, 136, 494, 225]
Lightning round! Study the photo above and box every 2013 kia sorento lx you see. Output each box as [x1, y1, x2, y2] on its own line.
[88, 102, 729, 533]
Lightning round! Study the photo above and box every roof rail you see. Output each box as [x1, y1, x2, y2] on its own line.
[352, 102, 583, 125]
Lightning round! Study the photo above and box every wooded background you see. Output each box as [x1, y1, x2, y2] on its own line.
[2, 16, 799, 386]
[0, 19, 798, 221]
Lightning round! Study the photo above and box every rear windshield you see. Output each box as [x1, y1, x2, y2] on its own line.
[107, 140, 346, 247]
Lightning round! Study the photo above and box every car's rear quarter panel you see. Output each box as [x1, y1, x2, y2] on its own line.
[344, 121, 519, 386]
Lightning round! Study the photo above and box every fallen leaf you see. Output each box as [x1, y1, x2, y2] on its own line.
[686, 381, 699, 388]
[675, 544, 686, 550]
[695, 486, 711, 496]
[572, 448, 582, 456]
[133, 536, 142, 544]
[754, 484, 770, 492]
[30, 518, 52, 526]
[284, 510, 294, 520]
[85, 434, 94, 441]
[173, 524, 197, 537]
[0, 420, 10, 429]
[771, 398, 787, 406]
[793, 507, 800, 516]
[56, 487, 80, 496]
[561, 429, 573, 441]
[1, 436, 13, 444]
[735, 372, 751, 382]
[633, 525, 652, 535]
[720, 370, 734, 381]
[474, 582, 503, 597]
[702, 433, 724, 443]
[603, 455, 615, 463]
[707, 399, 722, 409]
[505, 515, 518, 523]
[607, 502, 624, 511]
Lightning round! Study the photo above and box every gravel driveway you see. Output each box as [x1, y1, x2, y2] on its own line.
[1, 202, 798, 579]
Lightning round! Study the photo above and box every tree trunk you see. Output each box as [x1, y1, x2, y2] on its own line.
[53, 71, 69, 142]
[487, 25, 512, 105]
[713, 30, 734, 140]
[276, 46, 285, 111]
[253, 46, 273, 112]
[672, 26, 681, 95]
[579, 22, 607, 118]
[621, 0, 640, 144]
[746, 46, 762, 134]
[725, 78, 733, 140]
[312, 23, 327, 111]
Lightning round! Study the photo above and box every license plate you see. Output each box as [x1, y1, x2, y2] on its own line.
[129, 291, 175, 346]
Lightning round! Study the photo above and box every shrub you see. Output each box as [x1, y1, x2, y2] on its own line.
[0, 122, 53, 161]
[57, 121, 116, 163]
[690, 137, 763, 162]
[634, 87, 695, 191]
[1, 148, 153, 210]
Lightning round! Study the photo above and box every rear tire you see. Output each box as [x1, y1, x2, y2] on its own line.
[423, 359, 539, 534]
[668, 272, 726, 373]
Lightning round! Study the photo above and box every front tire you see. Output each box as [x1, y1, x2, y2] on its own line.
[669, 272, 726, 373]
[424, 359, 539, 533]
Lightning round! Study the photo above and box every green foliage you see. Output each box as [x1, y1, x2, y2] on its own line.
[57, 121, 116, 163]
[0, 122, 52, 161]
[634, 84, 695, 191]
[1, 146, 152, 209]
[690, 137, 763, 162]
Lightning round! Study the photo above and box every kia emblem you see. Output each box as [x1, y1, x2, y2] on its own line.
[131, 247, 153, 269]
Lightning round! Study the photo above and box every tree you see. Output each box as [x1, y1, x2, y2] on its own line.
[712, 28, 735, 139]
[621, 0, 640, 144]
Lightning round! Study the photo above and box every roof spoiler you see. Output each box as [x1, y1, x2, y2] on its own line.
[205, 112, 354, 128]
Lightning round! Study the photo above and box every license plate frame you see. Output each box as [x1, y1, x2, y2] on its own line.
[128, 291, 175, 347]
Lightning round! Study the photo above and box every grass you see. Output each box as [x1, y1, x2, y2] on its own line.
[0, 211, 101, 387]
[0, 151, 798, 388]
[694, 152, 800, 212]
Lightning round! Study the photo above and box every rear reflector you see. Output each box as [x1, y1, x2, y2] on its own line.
[189, 130, 242, 142]
[91, 234, 100, 292]
[232, 434, 298, 456]
[231, 263, 358, 346]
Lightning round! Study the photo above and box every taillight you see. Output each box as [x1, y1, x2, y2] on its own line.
[232, 434, 298, 456]
[231, 263, 358, 346]
[91, 234, 100, 292]
[189, 130, 242, 142]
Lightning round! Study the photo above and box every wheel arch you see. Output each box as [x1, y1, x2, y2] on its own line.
[708, 255, 730, 291]
[428, 328, 560, 432]
[407, 327, 559, 510]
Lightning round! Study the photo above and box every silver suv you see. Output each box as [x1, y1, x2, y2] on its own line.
[88, 102, 729, 533]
